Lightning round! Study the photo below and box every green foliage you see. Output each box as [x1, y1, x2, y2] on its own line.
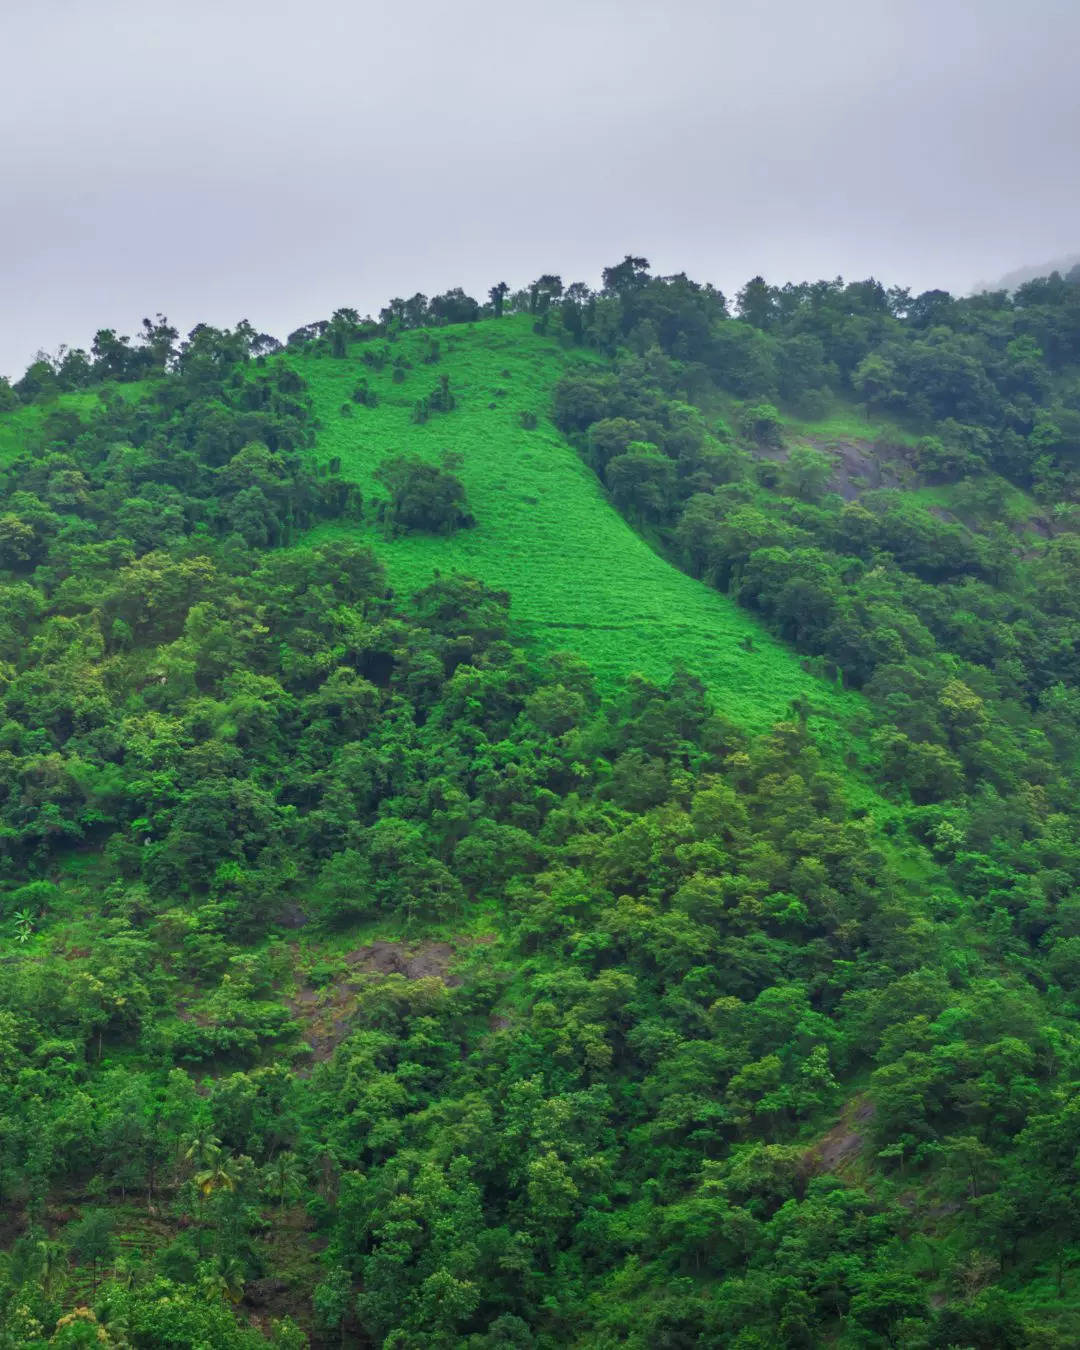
[66, 1209, 115, 1293]
[291, 315, 846, 729]
[1, 264, 1080, 1347]
[739, 401, 784, 446]
[374, 454, 474, 536]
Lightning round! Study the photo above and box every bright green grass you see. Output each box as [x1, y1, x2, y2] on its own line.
[0, 394, 98, 465]
[286, 316, 857, 738]
[0, 381, 153, 466]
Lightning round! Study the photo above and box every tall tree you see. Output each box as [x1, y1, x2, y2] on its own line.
[488, 281, 510, 317]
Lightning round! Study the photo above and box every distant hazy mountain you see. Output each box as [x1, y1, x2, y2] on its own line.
[975, 253, 1080, 292]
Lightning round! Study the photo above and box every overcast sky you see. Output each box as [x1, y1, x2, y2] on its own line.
[3, 0, 1078, 377]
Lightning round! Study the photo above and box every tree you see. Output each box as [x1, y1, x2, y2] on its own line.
[528, 275, 563, 315]
[602, 255, 650, 296]
[137, 314, 179, 372]
[314, 1266, 356, 1347]
[428, 289, 480, 325]
[488, 282, 510, 318]
[606, 443, 676, 522]
[586, 417, 646, 474]
[847, 1272, 928, 1345]
[327, 309, 360, 357]
[852, 351, 901, 412]
[91, 328, 137, 379]
[738, 402, 784, 447]
[736, 276, 777, 329]
[374, 455, 474, 536]
[780, 446, 834, 503]
[67, 1209, 115, 1294]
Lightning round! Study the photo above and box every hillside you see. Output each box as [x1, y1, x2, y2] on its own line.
[0, 266, 1080, 1347]
[288, 314, 852, 734]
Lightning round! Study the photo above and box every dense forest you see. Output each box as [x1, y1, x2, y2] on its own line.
[1, 257, 1080, 1346]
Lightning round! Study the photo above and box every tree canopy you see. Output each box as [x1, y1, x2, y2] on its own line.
[3, 259, 1080, 1345]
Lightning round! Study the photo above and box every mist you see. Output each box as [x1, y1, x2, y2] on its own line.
[4, 0, 1079, 376]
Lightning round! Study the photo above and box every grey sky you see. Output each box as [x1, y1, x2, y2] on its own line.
[3, 0, 1078, 378]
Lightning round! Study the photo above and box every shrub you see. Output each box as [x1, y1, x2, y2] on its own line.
[374, 454, 474, 536]
[739, 402, 784, 447]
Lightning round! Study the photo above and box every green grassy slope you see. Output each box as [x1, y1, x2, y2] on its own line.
[0, 393, 99, 464]
[287, 316, 856, 735]
[0, 381, 153, 465]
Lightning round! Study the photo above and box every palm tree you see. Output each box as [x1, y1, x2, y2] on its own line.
[36, 1239, 67, 1301]
[179, 1132, 229, 1255]
[261, 1150, 303, 1212]
[194, 1150, 243, 1200]
[179, 1128, 221, 1176]
[200, 1253, 246, 1305]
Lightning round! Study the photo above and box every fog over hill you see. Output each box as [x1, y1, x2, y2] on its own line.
[976, 253, 1080, 292]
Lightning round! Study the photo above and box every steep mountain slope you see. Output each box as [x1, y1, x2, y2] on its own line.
[287, 315, 853, 734]
[2, 265, 1080, 1347]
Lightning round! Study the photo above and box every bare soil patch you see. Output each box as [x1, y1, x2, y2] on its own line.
[758, 435, 911, 501]
[806, 1095, 875, 1175]
[343, 938, 458, 983]
[289, 940, 466, 1068]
